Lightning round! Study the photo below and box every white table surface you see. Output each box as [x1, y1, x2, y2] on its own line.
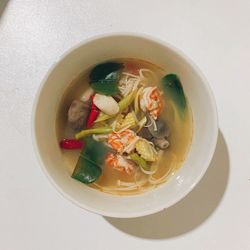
[1, 1, 250, 249]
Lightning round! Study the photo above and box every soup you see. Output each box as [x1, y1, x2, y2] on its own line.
[56, 59, 193, 195]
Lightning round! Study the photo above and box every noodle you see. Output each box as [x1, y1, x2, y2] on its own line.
[139, 68, 158, 84]
[122, 72, 140, 78]
[93, 178, 148, 192]
[149, 153, 177, 185]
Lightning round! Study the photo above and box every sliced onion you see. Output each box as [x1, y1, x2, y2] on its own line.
[80, 87, 94, 102]
[93, 94, 119, 116]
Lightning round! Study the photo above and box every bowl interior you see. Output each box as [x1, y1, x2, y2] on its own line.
[33, 34, 218, 218]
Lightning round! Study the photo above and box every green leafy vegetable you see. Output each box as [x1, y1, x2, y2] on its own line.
[72, 157, 101, 184]
[161, 74, 187, 116]
[130, 153, 150, 171]
[75, 126, 112, 140]
[72, 137, 109, 184]
[91, 72, 119, 95]
[90, 62, 123, 82]
[90, 62, 124, 95]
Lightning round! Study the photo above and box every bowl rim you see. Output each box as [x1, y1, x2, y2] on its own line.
[31, 32, 218, 218]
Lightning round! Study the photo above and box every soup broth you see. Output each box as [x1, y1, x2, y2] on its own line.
[57, 58, 193, 195]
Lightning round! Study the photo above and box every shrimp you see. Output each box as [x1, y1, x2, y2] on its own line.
[140, 87, 163, 119]
[107, 129, 139, 153]
[105, 153, 134, 174]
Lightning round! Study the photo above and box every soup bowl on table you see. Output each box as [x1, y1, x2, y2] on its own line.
[32, 33, 218, 218]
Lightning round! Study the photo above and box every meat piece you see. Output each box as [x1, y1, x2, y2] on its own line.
[152, 138, 170, 150]
[68, 100, 90, 131]
[138, 127, 153, 140]
[148, 119, 170, 139]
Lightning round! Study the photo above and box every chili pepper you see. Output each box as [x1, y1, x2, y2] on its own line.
[86, 94, 100, 128]
[60, 139, 84, 149]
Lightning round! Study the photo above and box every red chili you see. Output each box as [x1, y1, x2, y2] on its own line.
[60, 139, 84, 149]
[86, 94, 100, 128]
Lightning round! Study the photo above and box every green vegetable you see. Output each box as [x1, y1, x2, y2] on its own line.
[91, 72, 119, 95]
[75, 126, 112, 140]
[161, 74, 186, 117]
[130, 153, 150, 171]
[94, 113, 111, 123]
[90, 62, 124, 95]
[90, 62, 123, 82]
[72, 137, 109, 184]
[118, 90, 137, 111]
[72, 156, 101, 184]
[95, 90, 137, 123]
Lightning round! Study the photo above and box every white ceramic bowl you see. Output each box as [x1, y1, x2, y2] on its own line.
[32, 33, 218, 218]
